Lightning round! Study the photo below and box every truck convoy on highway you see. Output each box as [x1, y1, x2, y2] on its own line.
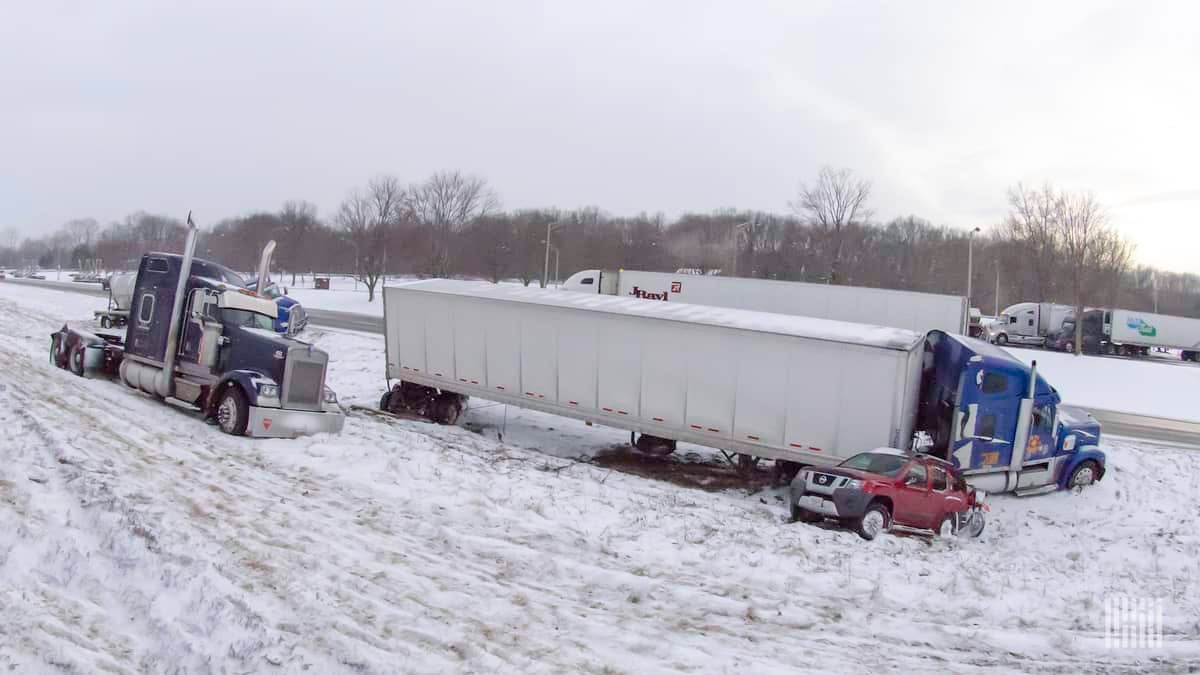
[1059, 307, 1200, 360]
[559, 269, 969, 335]
[380, 280, 1105, 495]
[986, 302, 1074, 347]
[49, 220, 345, 438]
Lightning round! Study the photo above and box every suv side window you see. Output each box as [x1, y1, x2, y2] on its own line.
[904, 463, 927, 488]
[931, 467, 948, 491]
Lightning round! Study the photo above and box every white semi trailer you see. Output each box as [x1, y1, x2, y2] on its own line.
[559, 269, 968, 335]
[1072, 308, 1200, 359]
[380, 280, 1105, 495]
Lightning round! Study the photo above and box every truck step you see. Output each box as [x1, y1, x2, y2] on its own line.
[1014, 484, 1058, 497]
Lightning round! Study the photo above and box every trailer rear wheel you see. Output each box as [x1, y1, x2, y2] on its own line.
[50, 334, 67, 368]
[433, 394, 462, 425]
[379, 390, 393, 412]
[68, 345, 86, 377]
[216, 386, 249, 436]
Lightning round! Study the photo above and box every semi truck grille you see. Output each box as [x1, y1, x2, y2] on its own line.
[283, 348, 327, 410]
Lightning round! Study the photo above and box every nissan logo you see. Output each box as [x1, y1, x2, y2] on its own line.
[817, 475, 829, 485]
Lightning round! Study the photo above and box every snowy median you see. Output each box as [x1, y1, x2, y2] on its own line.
[1, 281, 1197, 672]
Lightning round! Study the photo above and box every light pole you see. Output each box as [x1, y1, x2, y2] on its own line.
[552, 245, 560, 287]
[966, 226, 981, 307]
[542, 221, 561, 288]
[730, 221, 751, 277]
[994, 260, 1000, 317]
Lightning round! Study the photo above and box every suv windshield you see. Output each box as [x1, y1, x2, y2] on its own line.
[223, 308, 276, 331]
[839, 452, 908, 476]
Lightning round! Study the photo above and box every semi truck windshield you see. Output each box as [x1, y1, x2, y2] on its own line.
[223, 308, 276, 331]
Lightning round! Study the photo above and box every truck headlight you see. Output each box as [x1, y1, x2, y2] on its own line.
[844, 479, 863, 490]
[323, 387, 338, 404]
[258, 383, 279, 398]
[1063, 434, 1077, 452]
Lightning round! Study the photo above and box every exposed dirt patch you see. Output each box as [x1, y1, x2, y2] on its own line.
[590, 446, 776, 492]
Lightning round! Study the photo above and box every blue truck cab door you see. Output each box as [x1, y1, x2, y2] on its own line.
[950, 361, 1022, 472]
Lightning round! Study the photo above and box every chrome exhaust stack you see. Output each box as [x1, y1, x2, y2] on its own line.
[155, 212, 198, 398]
[256, 240, 277, 295]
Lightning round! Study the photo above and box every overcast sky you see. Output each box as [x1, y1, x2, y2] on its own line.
[2, 1, 1197, 271]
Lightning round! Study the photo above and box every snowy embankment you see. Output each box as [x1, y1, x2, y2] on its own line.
[1004, 347, 1200, 422]
[0, 282, 1198, 672]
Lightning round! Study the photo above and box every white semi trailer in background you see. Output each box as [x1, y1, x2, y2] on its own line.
[379, 280, 1105, 496]
[986, 302, 1074, 346]
[559, 269, 968, 335]
[1072, 307, 1200, 360]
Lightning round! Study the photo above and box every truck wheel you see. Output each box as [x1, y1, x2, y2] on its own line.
[379, 390, 393, 412]
[855, 503, 891, 541]
[1067, 461, 1099, 489]
[68, 345, 86, 377]
[994, 333, 1007, 346]
[216, 386, 249, 436]
[433, 394, 461, 425]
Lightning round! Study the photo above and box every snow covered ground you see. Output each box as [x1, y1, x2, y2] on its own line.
[1003, 347, 1200, 422]
[1, 282, 1199, 672]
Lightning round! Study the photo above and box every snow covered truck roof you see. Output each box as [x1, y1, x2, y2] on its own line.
[386, 279, 926, 352]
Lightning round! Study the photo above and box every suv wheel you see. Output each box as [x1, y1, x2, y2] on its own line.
[855, 503, 891, 541]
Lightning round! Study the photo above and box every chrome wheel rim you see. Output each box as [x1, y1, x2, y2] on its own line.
[217, 395, 238, 433]
[1072, 466, 1094, 487]
[862, 510, 884, 538]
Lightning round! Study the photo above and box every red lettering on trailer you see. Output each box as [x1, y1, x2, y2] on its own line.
[690, 424, 702, 430]
[789, 442, 804, 448]
[670, 281, 682, 293]
[809, 447, 823, 452]
[525, 392, 536, 397]
[602, 407, 614, 412]
[459, 378, 468, 382]
[568, 400, 579, 406]
[470, 380, 479, 385]
[617, 410, 628, 415]
[747, 434, 760, 441]
[263, 419, 272, 430]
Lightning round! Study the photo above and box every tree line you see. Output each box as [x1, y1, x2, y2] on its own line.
[2, 168, 1192, 328]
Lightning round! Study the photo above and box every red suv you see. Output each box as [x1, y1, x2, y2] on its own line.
[789, 449, 987, 540]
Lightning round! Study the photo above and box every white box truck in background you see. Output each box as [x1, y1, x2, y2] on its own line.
[559, 269, 968, 335]
[379, 280, 1105, 496]
[987, 302, 1074, 346]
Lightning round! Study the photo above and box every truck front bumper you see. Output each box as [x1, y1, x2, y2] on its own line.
[246, 405, 345, 438]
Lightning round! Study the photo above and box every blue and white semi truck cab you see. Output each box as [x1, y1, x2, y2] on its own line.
[50, 220, 344, 439]
[918, 331, 1104, 494]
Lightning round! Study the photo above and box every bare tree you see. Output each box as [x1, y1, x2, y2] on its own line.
[790, 167, 873, 284]
[277, 200, 320, 285]
[1055, 190, 1133, 354]
[1003, 183, 1060, 301]
[406, 170, 499, 277]
[63, 217, 99, 249]
[1, 226, 18, 249]
[336, 175, 402, 301]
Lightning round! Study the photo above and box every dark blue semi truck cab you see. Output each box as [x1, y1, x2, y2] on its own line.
[917, 331, 1104, 494]
[50, 224, 344, 438]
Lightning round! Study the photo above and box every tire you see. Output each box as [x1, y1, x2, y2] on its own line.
[433, 394, 461, 425]
[68, 344, 86, 377]
[961, 511, 987, 538]
[855, 503, 891, 541]
[1067, 460, 1100, 489]
[215, 386, 249, 436]
[50, 335, 66, 368]
[936, 513, 957, 537]
[791, 504, 820, 524]
[994, 333, 1008, 346]
[379, 390, 393, 412]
